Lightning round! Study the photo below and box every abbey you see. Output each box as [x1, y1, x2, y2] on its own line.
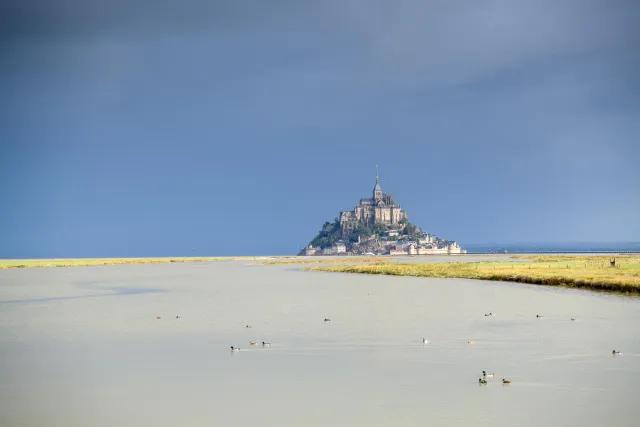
[339, 169, 408, 238]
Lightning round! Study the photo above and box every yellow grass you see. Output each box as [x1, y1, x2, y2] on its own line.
[509, 254, 634, 262]
[0, 255, 389, 269]
[0, 257, 273, 269]
[308, 255, 640, 294]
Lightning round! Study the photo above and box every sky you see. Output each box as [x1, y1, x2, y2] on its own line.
[1, 0, 639, 257]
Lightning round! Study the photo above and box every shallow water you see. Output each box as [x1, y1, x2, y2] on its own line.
[1, 258, 639, 426]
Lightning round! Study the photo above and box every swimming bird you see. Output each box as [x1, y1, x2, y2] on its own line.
[479, 378, 487, 384]
[468, 340, 474, 344]
[262, 341, 271, 347]
[613, 350, 623, 355]
[502, 379, 511, 384]
[422, 338, 429, 344]
[570, 318, 576, 321]
[484, 312, 494, 317]
[536, 314, 543, 318]
[249, 341, 257, 346]
[175, 315, 181, 319]
[230, 346, 240, 352]
[246, 325, 252, 328]
[156, 316, 162, 320]
[482, 371, 495, 377]
[324, 318, 331, 322]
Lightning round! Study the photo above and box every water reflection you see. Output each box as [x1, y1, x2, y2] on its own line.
[0, 287, 164, 304]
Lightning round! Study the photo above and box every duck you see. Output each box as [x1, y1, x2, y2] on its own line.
[324, 318, 331, 322]
[246, 325, 252, 329]
[422, 338, 429, 344]
[484, 312, 494, 317]
[570, 318, 576, 321]
[612, 350, 623, 355]
[502, 379, 511, 384]
[249, 341, 257, 346]
[468, 340, 474, 344]
[156, 316, 162, 320]
[536, 314, 543, 318]
[262, 341, 271, 347]
[479, 378, 488, 384]
[482, 371, 495, 378]
[230, 346, 240, 352]
[175, 315, 181, 319]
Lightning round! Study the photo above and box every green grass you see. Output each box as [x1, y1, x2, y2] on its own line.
[0, 257, 270, 269]
[307, 255, 640, 294]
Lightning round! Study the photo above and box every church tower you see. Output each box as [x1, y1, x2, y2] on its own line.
[373, 165, 383, 201]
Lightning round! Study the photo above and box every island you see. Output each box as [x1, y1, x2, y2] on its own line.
[299, 168, 466, 256]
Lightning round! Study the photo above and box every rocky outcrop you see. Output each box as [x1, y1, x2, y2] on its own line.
[348, 237, 382, 255]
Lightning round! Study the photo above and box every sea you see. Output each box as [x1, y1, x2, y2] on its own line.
[464, 242, 640, 254]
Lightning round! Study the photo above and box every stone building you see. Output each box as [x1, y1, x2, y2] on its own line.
[339, 170, 408, 238]
[406, 241, 465, 255]
[303, 245, 320, 256]
[321, 241, 348, 255]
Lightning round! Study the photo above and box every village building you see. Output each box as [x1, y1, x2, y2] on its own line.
[303, 245, 320, 256]
[320, 241, 348, 256]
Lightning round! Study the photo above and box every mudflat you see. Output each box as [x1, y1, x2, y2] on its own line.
[1, 257, 638, 426]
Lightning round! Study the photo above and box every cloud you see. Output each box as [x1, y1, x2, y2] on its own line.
[5, 1, 638, 85]
[3, 1, 639, 151]
[0, 0, 316, 39]
[332, 0, 639, 89]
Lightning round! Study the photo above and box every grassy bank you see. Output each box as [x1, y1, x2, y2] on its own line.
[0, 257, 272, 269]
[0, 255, 388, 269]
[308, 255, 640, 294]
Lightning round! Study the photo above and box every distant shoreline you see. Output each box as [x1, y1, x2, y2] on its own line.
[1, 252, 638, 270]
[466, 250, 639, 254]
[0, 256, 297, 269]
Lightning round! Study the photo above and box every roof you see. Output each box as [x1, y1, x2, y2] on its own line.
[373, 167, 382, 192]
[373, 173, 382, 193]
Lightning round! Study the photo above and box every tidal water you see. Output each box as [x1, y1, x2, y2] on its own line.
[1, 257, 638, 426]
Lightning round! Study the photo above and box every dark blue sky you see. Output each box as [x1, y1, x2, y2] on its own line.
[1, 0, 639, 257]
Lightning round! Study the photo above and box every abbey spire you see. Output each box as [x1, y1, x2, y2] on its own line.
[373, 165, 383, 200]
